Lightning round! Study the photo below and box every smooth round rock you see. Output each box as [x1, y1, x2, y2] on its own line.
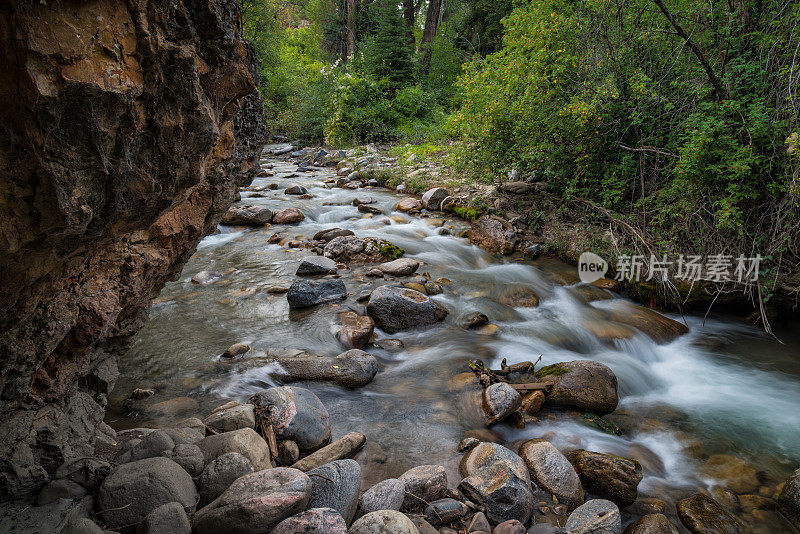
[297, 256, 338, 276]
[273, 208, 305, 224]
[564, 499, 621, 534]
[424, 498, 467, 525]
[565, 450, 641, 508]
[196, 427, 272, 470]
[460, 442, 530, 488]
[676, 493, 746, 533]
[349, 510, 421, 534]
[306, 459, 361, 524]
[458, 462, 532, 525]
[136, 502, 191, 534]
[197, 451, 255, 506]
[482, 383, 522, 425]
[378, 258, 420, 276]
[520, 440, 584, 507]
[222, 205, 273, 226]
[98, 457, 197, 529]
[204, 403, 256, 433]
[398, 465, 448, 510]
[421, 187, 449, 210]
[622, 514, 679, 534]
[278, 440, 301, 466]
[271, 507, 347, 534]
[396, 198, 422, 212]
[358, 478, 405, 516]
[366, 285, 448, 333]
[248, 386, 331, 451]
[538, 360, 619, 415]
[192, 468, 312, 534]
[339, 312, 375, 349]
[287, 278, 347, 308]
[493, 519, 526, 534]
[168, 443, 205, 478]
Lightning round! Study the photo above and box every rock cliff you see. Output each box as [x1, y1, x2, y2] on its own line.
[0, 0, 265, 500]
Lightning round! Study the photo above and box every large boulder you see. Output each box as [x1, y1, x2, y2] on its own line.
[565, 450, 642, 508]
[538, 360, 619, 414]
[222, 205, 273, 226]
[458, 462, 532, 525]
[565, 499, 621, 534]
[676, 493, 747, 533]
[366, 285, 448, 333]
[192, 468, 312, 534]
[136, 502, 191, 534]
[248, 386, 331, 451]
[286, 278, 347, 308]
[519, 440, 584, 507]
[778, 469, 800, 529]
[97, 457, 197, 529]
[268, 349, 378, 388]
[196, 427, 272, 470]
[349, 510, 420, 534]
[272, 508, 348, 534]
[467, 215, 518, 255]
[197, 452, 254, 506]
[421, 188, 449, 210]
[306, 460, 361, 524]
[599, 302, 688, 344]
[702, 454, 760, 494]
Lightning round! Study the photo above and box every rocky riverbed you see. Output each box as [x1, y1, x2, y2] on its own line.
[5, 145, 800, 533]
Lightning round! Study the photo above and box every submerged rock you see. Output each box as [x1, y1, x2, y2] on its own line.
[676, 493, 747, 533]
[286, 278, 347, 308]
[192, 468, 312, 534]
[366, 285, 448, 333]
[702, 454, 760, 494]
[565, 450, 642, 508]
[468, 215, 518, 255]
[537, 360, 619, 414]
[599, 302, 688, 344]
[249, 386, 331, 451]
[268, 349, 378, 388]
[192, 270, 224, 285]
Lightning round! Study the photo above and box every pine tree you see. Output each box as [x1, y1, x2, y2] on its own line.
[362, 0, 416, 91]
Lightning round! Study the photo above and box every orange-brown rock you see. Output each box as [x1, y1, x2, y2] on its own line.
[0, 0, 264, 500]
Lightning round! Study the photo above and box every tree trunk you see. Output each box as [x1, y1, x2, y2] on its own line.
[419, 0, 442, 67]
[346, 0, 356, 60]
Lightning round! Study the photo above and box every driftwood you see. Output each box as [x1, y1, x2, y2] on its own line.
[510, 382, 551, 393]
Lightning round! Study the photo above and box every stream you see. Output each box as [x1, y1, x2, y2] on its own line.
[108, 145, 800, 531]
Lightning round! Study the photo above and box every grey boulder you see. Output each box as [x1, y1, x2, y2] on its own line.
[248, 386, 331, 451]
[196, 427, 272, 470]
[197, 451, 255, 506]
[287, 278, 347, 308]
[136, 502, 191, 534]
[564, 499, 621, 534]
[358, 478, 405, 516]
[306, 459, 361, 524]
[366, 285, 448, 333]
[349, 510, 421, 534]
[271, 508, 348, 534]
[297, 256, 338, 276]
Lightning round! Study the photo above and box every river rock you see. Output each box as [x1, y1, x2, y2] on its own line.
[270, 349, 378, 388]
[306, 459, 361, 524]
[396, 198, 423, 212]
[204, 402, 255, 433]
[537, 360, 619, 414]
[249, 386, 331, 451]
[291, 432, 366, 472]
[349, 510, 421, 534]
[273, 208, 305, 224]
[192, 468, 312, 534]
[168, 443, 205, 477]
[339, 312, 375, 349]
[323, 235, 385, 263]
[458, 462, 533, 525]
[565, 499, 621, 534]
[676, 493, 747, 533]
[467, 215, 518, 255]
[520, 440, 584, 507]
[702, 454, 760, 493]
[222, 342, 251, 358]
[399, 465, 448, 509]
[482, 382, 522, 425]
[36, 479, 87, 505]
[599, 302, 688, 344]
[459, 312, 489, 329]
[297, 256, 338, 276]
[378, 258, 421, 276]
[285, 185, 307, 195]
[500, 182, 532, 195]
[192, 270, 223, 285]
[493, 519, 526, 534]
[424, 498, 467, 525]
[358, 478, 405, 516]
[136, 502, 191, 534]
[222, 205, 273, 226]
[467, 511, 491, 533]
[421, 188, 449, 210]
[359, 204, 383, 214]
[460, 442, 530, 488]
[197, 452, 254, 506]
[497, 285, 540, 307]
[129, 428, 174, 461]
[272, 508, 348, 534]
[407, 514, 438, 534]
[97, 457, 197, 529]
[521, 390, 545, 415]
[353, 196, 376, 206]
[565, 450, 642, 508]
[286, 278, 347, 308]
[778, 469, 800, 529]
[366, 285, 448, 333]
[622, 514, 679, 534]
[196, 427, 272, 470]
[278, 439, 301, 465]
[314, 228, 355, 242]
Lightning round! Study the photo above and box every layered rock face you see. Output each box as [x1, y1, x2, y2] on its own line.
[0, 0, 265, 500]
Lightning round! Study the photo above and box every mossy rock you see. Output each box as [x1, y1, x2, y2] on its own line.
[378, 241, 405, 260]
[536, 363, 568, 378]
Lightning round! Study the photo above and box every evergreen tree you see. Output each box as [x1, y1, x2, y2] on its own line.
[362, 0, 415, 91]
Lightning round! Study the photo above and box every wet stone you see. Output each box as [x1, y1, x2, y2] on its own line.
[248, 386, 331, 451]
[287, 278, 347, 308]
[676, 493, 747, 534]
[482, 382, 522, 425]
[296, 255, 338, 276]
[520, 440, 584, 508]
[565, 450, 642, 508]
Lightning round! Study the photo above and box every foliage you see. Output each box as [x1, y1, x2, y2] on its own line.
[362, 0, 416, 91]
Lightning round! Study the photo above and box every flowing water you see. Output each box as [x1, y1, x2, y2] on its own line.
[108, 146, 800, 530]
